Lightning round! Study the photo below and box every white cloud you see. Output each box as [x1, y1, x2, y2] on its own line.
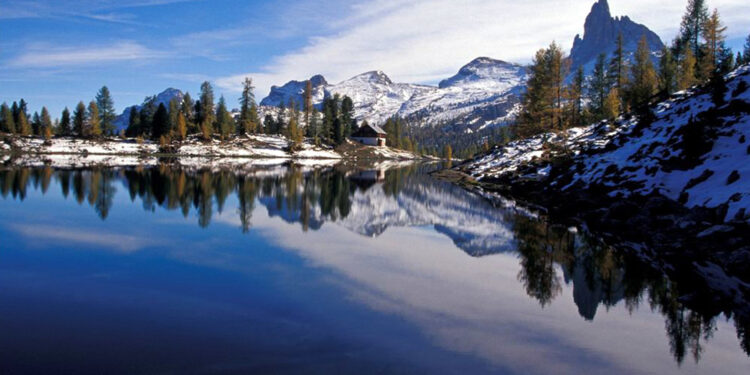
[8, 41, 167, 68]
[9, 223, 157, 253]
[214, 0, 750, 97]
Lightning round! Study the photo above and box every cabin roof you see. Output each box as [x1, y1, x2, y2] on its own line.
[352, 123, 387, 137]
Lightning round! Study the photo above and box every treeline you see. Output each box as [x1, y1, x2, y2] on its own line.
[515, 0, 749, 138]
[1, 87, 117, 140]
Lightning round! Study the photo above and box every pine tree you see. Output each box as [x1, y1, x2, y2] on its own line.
[60, 107, 71, 136]
[565, 66, 585, 128]
[238, 77, 257, 135]
[700, 9, 727, 78]
[341, 96, 356, 138]
[215, 96, 233, 139]
[588, 53, 610, 121]
[73, 101, 86, 137]
[18, 99, 29, 123]
[96, 86, 116, 135]
[198, 81, 215, 139]
[125, 106, 141, 137]
[628, 36, 658, 110]
[0, 103, 15, 134]
[677, 0, 709, 61]
[40, 107, 53, 139]
[17, 111, 31, 136]
[659, 47, 678, 97]
[11, 102, 19, 125]
[516, 42, 566, 137]
[275, 102, 286, 135]
[677, 43, 698, 91]
[608, 32, 628, 108]
[151, 103, 169, 140]
[303, 80, 313, 130]
[87, 101, 102, 138]
[743, 34, 750, 65]
[31, 112, 41, 136]
[263, 114, 275, 135]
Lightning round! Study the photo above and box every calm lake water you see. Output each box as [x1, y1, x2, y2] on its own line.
[0, 163, 748, 374]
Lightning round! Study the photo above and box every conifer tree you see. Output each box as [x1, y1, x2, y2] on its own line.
[516, 42, 566, 137]
[287, 102, 302, 144]
[176, 112, 187, 141]
[603, 88, 621, 121]
[40, 107, 53, 138]
[743, 34, 750, 65]
[275, 102, 286, 135]
[96, 86, 116, 135]
[17, 111, 31, 136]
[677, 44, 698, 91]
[608, 32, 628, 108]
[0, 103, 15, 134]
[125, 106, 140, 137]
[168, 98, 180, 135]
[60, 107, 71, 136]
[31, 112, 41, 136]
[263, 114, 275, 135]
[198, 81, 215, 139]
[73, 101, 86, 137]
[11, 102, 19, 125]
[139, 98, 157, 137]
[628, 36, 658, 110]
[238, 77, 257, 135]
[700, 8, 727, 78]
[18, 99, 29, 123]
[303, 80, 313, 129]
[151, 103, 169, 140]
[659, 47, 678, 97]
[565, 66, 585, 128]
[677, 0, 709, 60]
[215, 96, 233, 139]
[443, 144, 452, 161]
[341, 96, 356, 137]
[181, 92, 197, 134]
[587, 53, 610, 121]
[87, 101, 102, 138]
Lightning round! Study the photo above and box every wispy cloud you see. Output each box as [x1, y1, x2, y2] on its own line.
[9, 41, 167, 68]
[213, 0, 750, 96]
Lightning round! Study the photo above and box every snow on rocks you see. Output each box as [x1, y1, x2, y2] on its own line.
[460, 64, 750, 224]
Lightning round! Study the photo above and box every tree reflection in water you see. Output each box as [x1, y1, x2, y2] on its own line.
[0, 163, 747, 365]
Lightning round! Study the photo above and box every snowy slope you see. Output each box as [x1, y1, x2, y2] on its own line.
[460, 65, 750, 224]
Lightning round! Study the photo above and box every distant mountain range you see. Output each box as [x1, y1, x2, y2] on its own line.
[116, 0, 663, 135]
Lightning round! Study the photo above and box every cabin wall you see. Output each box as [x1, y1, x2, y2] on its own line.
[352, 137, 384, 146]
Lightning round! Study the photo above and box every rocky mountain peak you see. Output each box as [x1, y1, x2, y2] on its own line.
[354, 70, 393, 85]
[439, 57, 524, 89]
[570, 0, 663, 74]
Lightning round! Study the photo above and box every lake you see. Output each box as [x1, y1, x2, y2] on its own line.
[0, 162, 748, 374]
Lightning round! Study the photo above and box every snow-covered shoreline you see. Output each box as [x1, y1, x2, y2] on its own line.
[1, 134, 429, 165]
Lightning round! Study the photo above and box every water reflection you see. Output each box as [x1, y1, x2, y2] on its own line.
[0, 162, 748, 370]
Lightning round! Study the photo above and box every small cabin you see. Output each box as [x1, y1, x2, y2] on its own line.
[351, 123, 387, 147]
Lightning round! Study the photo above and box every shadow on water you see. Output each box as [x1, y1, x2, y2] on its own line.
[0, 162, 748, 366]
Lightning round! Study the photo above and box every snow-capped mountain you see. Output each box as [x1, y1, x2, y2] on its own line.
[114, 88, 184, 132]
[569, 0, 663, 77]
[259, 57, 527, 132]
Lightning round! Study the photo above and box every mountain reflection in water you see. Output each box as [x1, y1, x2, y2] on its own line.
[0, 163, 748, 374]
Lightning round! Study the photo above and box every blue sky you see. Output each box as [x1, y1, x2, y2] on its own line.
[1, 0, 748, 118]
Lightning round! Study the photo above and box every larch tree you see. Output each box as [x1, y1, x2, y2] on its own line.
[40, 107, 53, 140]
[677, 43, 698, 91]
[176, 112, 187, 141]
[627, 36, 658, 110]
[168, 98, 180, 136]
[96, 86, 116, 135]
[17, 111, 31, 136]
[73, 101, 86, 138]
[60, 107, 71, 136]
[700, 8, 727, 78]
[87, 101, 102, 138]
[0, 103, 15, 134]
